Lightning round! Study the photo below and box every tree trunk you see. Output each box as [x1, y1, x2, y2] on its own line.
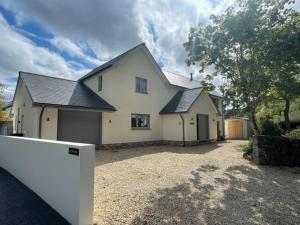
[284, 97, 291, 133]
[251, 113, 258, 135]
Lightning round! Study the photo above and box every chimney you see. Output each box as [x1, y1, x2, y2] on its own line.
[190, 73, 193, 81]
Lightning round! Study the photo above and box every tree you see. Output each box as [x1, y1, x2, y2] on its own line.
[265, 5, 300, 132]
[184, 0, 297, 134]
[0, 82, 9, 122]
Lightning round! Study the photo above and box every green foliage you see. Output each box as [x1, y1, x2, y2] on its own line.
[184, 0, 299, 133]
[0, 82, 9, 122]
[241, 137, 253, 155]
[258, 116, 283, 136]
[284, 129, 300, 139]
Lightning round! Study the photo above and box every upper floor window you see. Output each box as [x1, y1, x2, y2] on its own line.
[136, 77, 147, 93]
[131, 114, 150, 129]
[98, 75, 102, 91]
[211, 97, 219, 108]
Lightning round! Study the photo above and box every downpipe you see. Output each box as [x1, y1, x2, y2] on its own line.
[38, 105, 45, 139]
[180, 113, 185, 146]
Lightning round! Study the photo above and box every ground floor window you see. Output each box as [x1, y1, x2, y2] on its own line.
[131, 114, 150, 129]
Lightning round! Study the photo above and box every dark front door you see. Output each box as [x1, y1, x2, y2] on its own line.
[197, 114, 209, 141]
[57, 110, 101, 149]
[217, 121, 221, 141]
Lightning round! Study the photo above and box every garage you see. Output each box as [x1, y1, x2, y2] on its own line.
[225, 117, 252, 139]
[57, 110, 101, 149]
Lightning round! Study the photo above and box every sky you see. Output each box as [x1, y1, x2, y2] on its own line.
[0, 0, 299, 101]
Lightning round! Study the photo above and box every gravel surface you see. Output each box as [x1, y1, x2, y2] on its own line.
[93, 140, 300, 225]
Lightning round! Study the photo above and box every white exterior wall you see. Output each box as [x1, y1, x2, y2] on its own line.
[162, 114, 183, 141]
[0, 136, 95, 225]
[225, 119, 229, 138]
[11, 79, 58, 140]
[41, 108, 58, 140]
[11, 79, 39, 137]
[185, 92, 219, 141]
[11, 47, 224, 144]
[84, 48, 178, 144]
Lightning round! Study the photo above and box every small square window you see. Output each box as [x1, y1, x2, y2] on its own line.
[131, 114, 150, 129]
[98, 76, 102, 91]
[136, 77, 147, 93]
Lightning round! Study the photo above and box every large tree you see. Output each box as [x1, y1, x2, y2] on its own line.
[265, 4, 300, 132]
[184, 0, 297, 134]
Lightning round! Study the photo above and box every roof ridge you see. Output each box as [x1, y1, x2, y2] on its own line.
[79, 42, 146, 81]
[163, 70, 201, 83]
[19, 71, 76, 82]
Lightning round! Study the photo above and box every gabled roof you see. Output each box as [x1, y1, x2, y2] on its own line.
[163, 70, 222, 97]
[160, 88, 203, 114]
[79, 43, 146, 82]
[19, 72, 116, 111]
[162, 70, 201, 89]
[78, 43, 222, 98]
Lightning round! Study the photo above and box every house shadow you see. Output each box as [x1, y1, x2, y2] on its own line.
[95, 141, 227, 167]
[130, 164, 300, 225]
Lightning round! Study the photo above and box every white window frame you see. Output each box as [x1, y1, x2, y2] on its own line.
[98, 75, 102, 92]
[131, 113, 150, 129]
[135, 77, 147, 94]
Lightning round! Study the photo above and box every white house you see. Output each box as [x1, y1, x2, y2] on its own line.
[11, 43, 224, 149]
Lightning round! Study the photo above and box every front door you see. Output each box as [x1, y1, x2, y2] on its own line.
[197, 114, 209, 141]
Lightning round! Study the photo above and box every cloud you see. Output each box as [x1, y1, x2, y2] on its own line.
[0, 0, 140, 55]
[0, 13, 89, 100]
[0, 0, 234, 100]
[0, 0, 230, 71]
[1, 0, 298, 101]
[49, 36, 104, 65]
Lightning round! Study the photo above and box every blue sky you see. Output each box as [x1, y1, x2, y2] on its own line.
[0, 0, 299, 101]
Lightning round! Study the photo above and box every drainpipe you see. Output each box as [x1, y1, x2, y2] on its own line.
[179, 113, 185, 146]
[38, 105, 45, 139]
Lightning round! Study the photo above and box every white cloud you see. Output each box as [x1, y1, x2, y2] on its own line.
[0, 13, 88, 100]
[1, 0, 298, 101]
[49, 36, 104, 65]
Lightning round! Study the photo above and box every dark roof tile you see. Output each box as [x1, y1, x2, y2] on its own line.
[20, 72, 116, 111]
[160, 88, 203, 114]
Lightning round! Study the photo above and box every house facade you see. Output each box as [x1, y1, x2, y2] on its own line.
[11, 43, 224, 149]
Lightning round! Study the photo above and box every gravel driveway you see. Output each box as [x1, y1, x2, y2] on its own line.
[93, 140, 300, 225]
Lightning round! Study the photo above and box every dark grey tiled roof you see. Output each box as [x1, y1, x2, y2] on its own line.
[20, 72, 116, 111]
[160, 88, 203, 114]
[163, 70, 201, 89]
[163, 70, 222, 97]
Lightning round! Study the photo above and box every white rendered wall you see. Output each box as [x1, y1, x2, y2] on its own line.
[0, 136, 95, 225]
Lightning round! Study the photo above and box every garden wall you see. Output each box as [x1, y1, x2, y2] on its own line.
[0, 136, 95, 225]
[253, 135, 300, 166]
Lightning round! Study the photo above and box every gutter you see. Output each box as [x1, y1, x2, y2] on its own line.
[179, 113, 185, 146]
[38, 105, 45, 139]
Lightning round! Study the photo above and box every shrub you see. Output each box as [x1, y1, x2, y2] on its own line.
[241, 137, 253, 155]
[284, 129, 300, 139]
[258, 116, 283, 136]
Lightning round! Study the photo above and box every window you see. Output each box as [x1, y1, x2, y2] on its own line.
[211, 97, 219, 108]
[98, 75, 102, 91]
[131, 114, 150, 129]
[136, 77, 147, 93]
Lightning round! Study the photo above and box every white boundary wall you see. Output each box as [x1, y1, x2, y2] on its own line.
[0, 136, 95, 225]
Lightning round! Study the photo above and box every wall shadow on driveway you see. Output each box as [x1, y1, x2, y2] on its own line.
[95, 141, 227, 167]
[130, 164, 300, 225]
